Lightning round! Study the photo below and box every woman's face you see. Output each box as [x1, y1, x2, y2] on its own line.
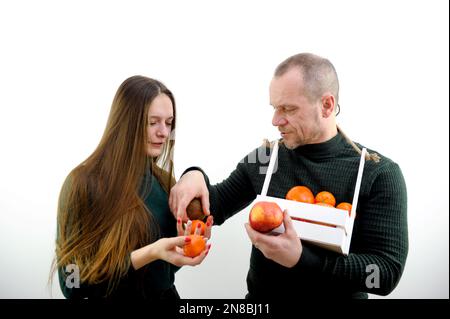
[146, 94, 174, 157]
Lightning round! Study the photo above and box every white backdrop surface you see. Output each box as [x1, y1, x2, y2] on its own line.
[0, 0, 448, 299]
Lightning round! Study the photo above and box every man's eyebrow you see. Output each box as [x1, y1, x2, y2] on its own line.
[271, 104, 298, 109]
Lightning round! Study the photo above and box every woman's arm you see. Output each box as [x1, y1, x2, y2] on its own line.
[131, 235, 211, 270]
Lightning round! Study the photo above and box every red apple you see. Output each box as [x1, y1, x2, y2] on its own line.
[249, 201, 283, 233]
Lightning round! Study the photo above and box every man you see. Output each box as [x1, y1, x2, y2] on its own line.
[169, 53, 408, 298]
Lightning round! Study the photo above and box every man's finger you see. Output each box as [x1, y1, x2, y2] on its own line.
[282, 209, 298, 237]
[200, 193, 211, 216]
[176, 198, 189, 222]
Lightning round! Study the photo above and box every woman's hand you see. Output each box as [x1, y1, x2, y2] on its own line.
[131, 236, 211, 270]
[154, 236, 211, 267]
[177, 215, 214, 239]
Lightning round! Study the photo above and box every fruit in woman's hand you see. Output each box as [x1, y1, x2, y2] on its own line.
[315, 191, 336, 207]
[286, 186, 315, 204]
[183, 234, 206, 257]
[190, 220, 206, 235]
[336, 202, 353, 217]
[249, 201, 283, 233]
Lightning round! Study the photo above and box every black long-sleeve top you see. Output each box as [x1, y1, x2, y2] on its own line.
[58, 172, 179, 300]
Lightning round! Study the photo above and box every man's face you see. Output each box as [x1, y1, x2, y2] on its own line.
[269, 68, 323, 149]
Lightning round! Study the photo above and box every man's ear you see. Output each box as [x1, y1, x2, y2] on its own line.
[321, 94, 336, 118]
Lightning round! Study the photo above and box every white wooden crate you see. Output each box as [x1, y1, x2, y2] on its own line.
[245, 141, 366, 255]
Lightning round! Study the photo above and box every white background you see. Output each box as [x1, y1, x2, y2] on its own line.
[0, 0, 448, 299]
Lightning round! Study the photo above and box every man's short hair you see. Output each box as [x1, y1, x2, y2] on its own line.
[275, 53, 339, 103]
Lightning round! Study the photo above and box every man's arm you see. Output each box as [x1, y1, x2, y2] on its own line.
[170, 152, 260, 225]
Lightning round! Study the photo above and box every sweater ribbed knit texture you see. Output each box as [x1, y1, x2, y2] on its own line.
[201, 133, 408, 298]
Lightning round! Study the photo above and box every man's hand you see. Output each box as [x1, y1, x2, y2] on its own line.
[169, 170, 210, 222]
[244, 210, 302, 268]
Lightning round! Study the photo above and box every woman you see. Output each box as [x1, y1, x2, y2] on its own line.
[51, 75, 212, 300]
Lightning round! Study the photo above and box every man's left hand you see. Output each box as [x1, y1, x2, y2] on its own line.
[244, 210, 302, 268]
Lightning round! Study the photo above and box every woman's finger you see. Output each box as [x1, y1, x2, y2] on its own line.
[204, 215, 214, 239]
[184, 220, 192, 236]
[176, 217, 184, 236]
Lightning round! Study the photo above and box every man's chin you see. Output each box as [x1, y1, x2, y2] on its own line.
[282, 139, 301, 150]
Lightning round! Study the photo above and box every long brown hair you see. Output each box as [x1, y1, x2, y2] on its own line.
[50, 76, 176, 294]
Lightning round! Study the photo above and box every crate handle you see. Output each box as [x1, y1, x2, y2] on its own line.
[350, 148, 366, 219]
[260, 141, 279, 196]
[260, 142, 367, 216]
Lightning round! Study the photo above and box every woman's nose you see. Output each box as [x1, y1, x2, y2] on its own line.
[157, 125, 169, 138]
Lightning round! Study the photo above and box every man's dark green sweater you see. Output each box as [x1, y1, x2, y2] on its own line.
[190, 132, 408, 298]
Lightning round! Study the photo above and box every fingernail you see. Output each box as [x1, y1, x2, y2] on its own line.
[197, 223, 201, 228]
[177, 218, 181, 224]
[184, 237, 191, 243]
[206, 222, 211, 227]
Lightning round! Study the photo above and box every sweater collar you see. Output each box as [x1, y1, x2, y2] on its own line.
[288, 132, 345, 159]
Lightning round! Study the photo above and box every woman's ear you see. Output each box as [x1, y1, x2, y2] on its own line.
[321, 94, 336, 118]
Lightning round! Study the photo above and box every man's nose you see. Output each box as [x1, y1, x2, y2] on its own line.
[272, 110, 288, 127]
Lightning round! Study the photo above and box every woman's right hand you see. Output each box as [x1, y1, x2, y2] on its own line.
[155, 236, 211, 267]
[131, 236, 211, 270]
